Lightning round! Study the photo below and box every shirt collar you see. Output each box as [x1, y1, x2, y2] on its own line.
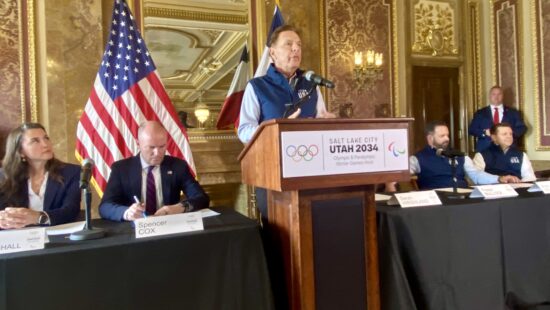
[139, 154, 157, 170]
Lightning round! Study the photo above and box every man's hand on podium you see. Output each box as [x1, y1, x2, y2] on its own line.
[288, 108, 301, 119]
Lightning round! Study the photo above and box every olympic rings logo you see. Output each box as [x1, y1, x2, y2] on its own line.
[286, 144, 319, 162]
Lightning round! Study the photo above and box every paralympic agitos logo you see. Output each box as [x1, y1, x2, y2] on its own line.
[285, 145, 319, 162]
[388, 141, 406, 157]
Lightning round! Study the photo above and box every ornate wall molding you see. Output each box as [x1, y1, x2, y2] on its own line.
[411, 0, 459, 56]
[324, 0, 396, 118]
[144, 7, 247, 25]
[491, 0, 523, 111]
[532, 0, 550, 149]
[467, 0, 483, 110]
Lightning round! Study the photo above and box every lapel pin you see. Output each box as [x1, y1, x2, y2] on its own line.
[167, 170, 173, 175]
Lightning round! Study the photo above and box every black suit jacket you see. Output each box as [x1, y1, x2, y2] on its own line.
[0, 163, 81, 225]
[99, 155, 209, 221]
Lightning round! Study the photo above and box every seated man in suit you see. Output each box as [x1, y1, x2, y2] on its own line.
[469, 85, 526, 152]
[473, 123, 536, 182]
[411, 120, 519, 190]
[99, 121, 209, 221]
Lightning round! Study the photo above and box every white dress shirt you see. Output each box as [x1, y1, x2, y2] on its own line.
[409, 155, 500, 185]
[472, 151, 536, 182]
[490, 104, 504, 123]
[28, 172, 48, 212]
[237, 83, 329, 144]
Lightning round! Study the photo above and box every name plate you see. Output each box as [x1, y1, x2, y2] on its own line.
[0, 227, 45, 255]
[393, 190, 442, 208]
[527, 181, 550, 194]
[134, 212, 204, 239]
[281, 129, 408, 178]
[470, 184, 518, 199]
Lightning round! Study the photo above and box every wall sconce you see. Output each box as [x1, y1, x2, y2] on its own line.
[194, 90, 210, 128]
[353, 50, 383, 90]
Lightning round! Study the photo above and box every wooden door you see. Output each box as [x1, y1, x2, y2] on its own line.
[411, 66, 460, 152]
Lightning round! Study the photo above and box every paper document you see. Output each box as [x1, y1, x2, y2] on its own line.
[46, 221, 85, 236]
[375, 194, 392, 202]
[509, 183, 534, 189]
[199, 208, 220, 218]
[435, 187, 473, 194]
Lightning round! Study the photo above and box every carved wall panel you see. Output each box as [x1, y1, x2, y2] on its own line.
[44, 0, 103, 162]
[0, 0, 35, 158]
[325, 0, 394, 118]
[411, 0, 458, 56]
[533, 0, 550, 148]
[492, 0, 522, 109]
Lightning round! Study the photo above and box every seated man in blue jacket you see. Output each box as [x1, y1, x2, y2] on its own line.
[99, 121, 209, 221]
[468, 85, 526, 152]
[411, 120, 519, 190]
[473, 123, 536, 182]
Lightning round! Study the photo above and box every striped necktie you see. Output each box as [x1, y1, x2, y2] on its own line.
[145, 166, 157, 215]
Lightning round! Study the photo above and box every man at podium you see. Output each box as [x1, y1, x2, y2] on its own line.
[237, 25, 335, 144]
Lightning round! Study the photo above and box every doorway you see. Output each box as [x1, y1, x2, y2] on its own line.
[411, 66, 460, 152]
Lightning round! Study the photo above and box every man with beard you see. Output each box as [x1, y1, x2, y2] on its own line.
[411, 120, 519, 190]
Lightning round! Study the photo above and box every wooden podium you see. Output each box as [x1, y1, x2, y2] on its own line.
[239, 118, 411, 310]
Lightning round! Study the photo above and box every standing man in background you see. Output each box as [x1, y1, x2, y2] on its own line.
[469, 85, 526, 152]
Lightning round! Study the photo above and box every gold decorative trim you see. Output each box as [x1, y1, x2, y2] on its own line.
[144, 7, 248, 25]
[489, 0, 498, 85]
[18, 0, 38, 122]
[468, 0, 483, 110]
[411, 0, 458, 56]
[27, 0, 37, 122]
[392, 0, 399, 117]
[18, 0, 26, 122]
[319, 0, 327, 110]
[532, 0, 550, 150]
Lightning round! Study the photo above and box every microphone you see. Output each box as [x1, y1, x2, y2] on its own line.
[436, 148, 465, 158]
[304, 70, 335, 88]
[80, 158, 94, 189]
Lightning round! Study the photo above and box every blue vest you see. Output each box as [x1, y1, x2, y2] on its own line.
[249, 64, 318, 123]
[480, 144, 523, 178]
[416, 146, 468, 189]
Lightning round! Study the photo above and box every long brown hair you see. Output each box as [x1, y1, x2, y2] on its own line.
[0, 123, 64, 199]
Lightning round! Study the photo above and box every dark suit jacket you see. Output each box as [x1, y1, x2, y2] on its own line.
[0, 163, 81, 225]
[468, 105, 526, 152]
[99, 155, 209, 221]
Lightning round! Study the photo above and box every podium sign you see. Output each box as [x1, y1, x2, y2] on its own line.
[281, 129, 408, 178]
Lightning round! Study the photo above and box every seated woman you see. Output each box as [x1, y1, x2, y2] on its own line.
[473, 123, 536, 182]
[0, 123, 81, 229]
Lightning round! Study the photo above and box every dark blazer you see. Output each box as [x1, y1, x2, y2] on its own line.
[0, 163, 81, 225]
[99, 155, 209, 221]
[468, 105, 526, 152]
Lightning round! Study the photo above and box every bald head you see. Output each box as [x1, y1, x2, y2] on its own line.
[138, 121, 168, 165]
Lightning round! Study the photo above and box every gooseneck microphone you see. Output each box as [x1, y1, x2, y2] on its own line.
[79, 158, 94, 189]
[304, 70, 335, 89]
[71, 158, 105, 241]
[436, 148, 465, 158]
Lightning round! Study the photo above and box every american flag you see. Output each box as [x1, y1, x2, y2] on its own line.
[76, 0, 195, 196]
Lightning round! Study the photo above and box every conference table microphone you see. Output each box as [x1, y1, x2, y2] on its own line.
[70, 159, 106, 241]
[435, 148, 466, 199]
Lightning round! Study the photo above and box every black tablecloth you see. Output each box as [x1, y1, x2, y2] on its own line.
[377, 190, 550, 310]
[0, 209, 274, 310]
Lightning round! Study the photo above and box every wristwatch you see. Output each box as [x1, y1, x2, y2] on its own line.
[38, 211, 49, 225]
[180, 201, 192, 213]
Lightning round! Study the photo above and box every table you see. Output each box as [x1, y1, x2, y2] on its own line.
[0, 209, 274, 310]
[377, 190, 550, 310]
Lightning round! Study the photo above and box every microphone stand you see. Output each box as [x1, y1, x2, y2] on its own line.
[283, 85, 316, 118]
[447, 156, 466, 200]
[70, 183, 106, 241]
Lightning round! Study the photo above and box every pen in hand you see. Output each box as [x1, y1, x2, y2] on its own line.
[133, 195, 146, 218]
